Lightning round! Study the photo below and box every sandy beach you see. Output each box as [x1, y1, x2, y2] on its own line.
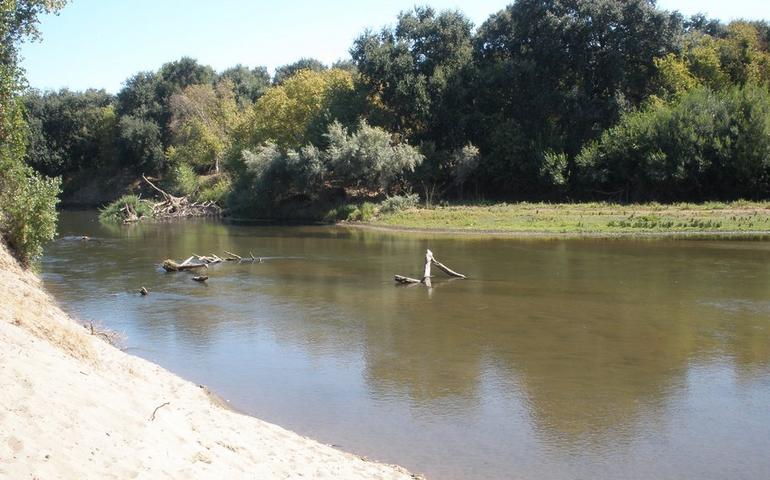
[0, 243, 418, 479]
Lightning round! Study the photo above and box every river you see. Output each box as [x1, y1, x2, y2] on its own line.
[41, 211, 770, 480]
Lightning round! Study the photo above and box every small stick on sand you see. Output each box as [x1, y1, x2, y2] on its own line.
[149, 402, 170, 421]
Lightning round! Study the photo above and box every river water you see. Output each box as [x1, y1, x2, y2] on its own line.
[41, 211, 770, 480]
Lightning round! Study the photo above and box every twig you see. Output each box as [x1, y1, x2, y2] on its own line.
[149, 402, 170, 421]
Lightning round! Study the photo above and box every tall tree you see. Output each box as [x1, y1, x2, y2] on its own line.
[351, 6, 474, 145]
[273, 57, 327, 85]
[239, 68, 360, 150]
[218, 64, 271, 107]
[168, 80, 240, 172]
[1, 0, 65, 262]
[472, 0, 682, 195]
[24, 88, 117, 176]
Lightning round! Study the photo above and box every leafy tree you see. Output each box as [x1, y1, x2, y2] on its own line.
[273, 57, 327, 84]
[116, 114, 164, 172]
[218, 64, 271, 107]
[472, 0, 682, 196]
[1, 0, 66, 263]
[115, 58, 216, 172]
[324, 120, 423, 191]
[351, 6, 473, 145]
[231, 121, 422, 212]
[576, 84, 770, 201]
[0, 0, 66, 65]
[24, 88, 117, 175]
[239, 68, 360, 150]
[167, 80, 240, 172]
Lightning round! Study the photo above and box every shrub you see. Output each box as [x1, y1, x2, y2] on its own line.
[0, 167, 60, 263]
[324, 203, 358, 222]
[380, 193, 420, 213]
[167, 161, 198, 196]
[99, 194, 154, 223]
[1, 75, 61, 264]
[197, 176, 231, 204]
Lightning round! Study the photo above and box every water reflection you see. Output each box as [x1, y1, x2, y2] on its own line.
[42, 211, 770, 480]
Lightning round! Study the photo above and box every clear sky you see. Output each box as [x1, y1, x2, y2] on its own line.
[19, 0, 770, 94]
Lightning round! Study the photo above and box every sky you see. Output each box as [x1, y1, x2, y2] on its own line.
[19, 0, 770, 94]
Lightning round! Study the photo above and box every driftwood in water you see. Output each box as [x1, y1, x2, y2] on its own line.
[162, 259, 208, 272]
[430, 256, 466, 279]
[394, 249, 466, 286]
[192, 275, 208, 282]
[162, 250, 261, 272]
[142, 174, 222, 219]
[422, 249, 433, 287]
[394, 275, 422, 284]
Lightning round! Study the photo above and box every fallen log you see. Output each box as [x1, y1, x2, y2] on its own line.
[395, 275, 422, 284]
[394, 249, 466, 287]
[162, 259, 208, 272]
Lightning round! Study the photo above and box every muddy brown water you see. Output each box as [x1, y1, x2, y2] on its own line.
[41, 211, 770, 480]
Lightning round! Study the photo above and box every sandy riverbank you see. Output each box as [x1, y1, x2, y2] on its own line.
[0, 243, 418, 479]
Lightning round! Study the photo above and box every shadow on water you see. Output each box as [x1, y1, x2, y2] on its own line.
[41, 211, 770, 480]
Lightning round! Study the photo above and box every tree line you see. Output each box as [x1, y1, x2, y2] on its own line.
[10, 1, 770, 243]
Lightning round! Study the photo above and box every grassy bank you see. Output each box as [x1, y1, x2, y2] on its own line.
[365, 201, 770, 235]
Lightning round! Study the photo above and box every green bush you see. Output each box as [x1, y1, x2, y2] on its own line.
[380, 193, 420, 213]
[197, 176, 231, 204]
[324, 203, 358, 222]
[355, 202, 376, 222]
[576, 84, 770, 201]
[167, 162, 199, 196]
[99, 194, 154, 223]
[0, 166, 60, 263]
[1, 73, 61, 264]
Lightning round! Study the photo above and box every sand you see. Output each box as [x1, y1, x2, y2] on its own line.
[0, 244, 418, 479]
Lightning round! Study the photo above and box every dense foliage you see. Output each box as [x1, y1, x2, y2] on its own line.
[1, 0, 64, 263]
[19, 1, 770, 221]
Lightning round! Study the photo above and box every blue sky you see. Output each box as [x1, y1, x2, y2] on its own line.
[19, 0, 770, 93]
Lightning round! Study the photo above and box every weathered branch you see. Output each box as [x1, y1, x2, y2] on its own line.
[395, 275, 422, 284]
[142, 174, 173, 201]
[431, 257, 466, 279]
[149, 402, 170, 421]
[394, 249, 466, 287]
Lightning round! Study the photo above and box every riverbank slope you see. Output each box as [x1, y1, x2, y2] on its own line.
[0, 243, 416, 479]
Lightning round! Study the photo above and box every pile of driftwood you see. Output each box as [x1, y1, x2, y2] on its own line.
[142, 174, 221, 220]
[162, 251, 260, 272]
[395, 249, 466, 287]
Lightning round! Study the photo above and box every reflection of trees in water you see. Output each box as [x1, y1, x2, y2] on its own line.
[46, 214, 770, 449]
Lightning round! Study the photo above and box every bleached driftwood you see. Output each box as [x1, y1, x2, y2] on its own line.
[142, 174, 222, 219]
[162, 250, 262, 272]
[162, 259, 208, 272]
[394, 249, 466, 287]
[431, 256, 466, 279]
